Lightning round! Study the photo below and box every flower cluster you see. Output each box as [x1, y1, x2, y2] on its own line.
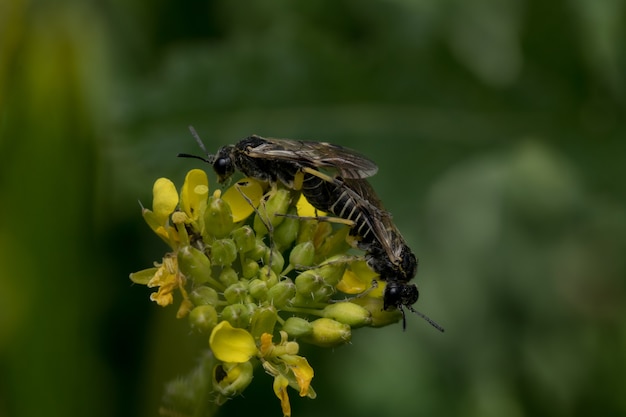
[130, 169, 402, 417]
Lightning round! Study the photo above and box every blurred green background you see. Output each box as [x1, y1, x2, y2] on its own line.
[1, 0, 625, 416]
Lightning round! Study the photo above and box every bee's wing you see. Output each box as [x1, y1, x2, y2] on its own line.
[342, 178, 407, 265]
[245, 137, 378, 179]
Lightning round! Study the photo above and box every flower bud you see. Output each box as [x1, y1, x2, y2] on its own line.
[248, 278, 268, 301]
[231, 225, 256, 253]
[218, 266, 239, 287]
[189, 286, 219, 306]
[312, 256, 347, 286]
[253, 188, 291, 235]
[248, 238, 269, 262]
[296, 219, 318, 244]
[266, 279, 296, 308]
[289, 241, 315, 268]
[295, 271, 323, 295]
[241, 258, 260, 279]
[273, 208, 299, 250]
[189, 305, 218, 333]
[250, 306, 278, 339]
[322, 302, 371, 328]
[224, 282, 249, 304]
[211, 239, 237, 266]
[258, 266, 279, 288]
[317, 227, 350, 258]
[213, 361, 254, 401]
[264, 249, 285, 276]
[221, 303, 252, 329]
[177, 245, 212, 284]
[282, 317, 313, 338]
[302, 318, 351, 348]
[203, 194, 234, 239]
[350, 297, 402, 327]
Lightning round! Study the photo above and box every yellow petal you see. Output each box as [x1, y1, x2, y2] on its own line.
[180, 169, 209, 220]
[296, 194, 324, 217]
[336, 260, 380, 294]
[273, 374, 291, 417]
[209, 321, 257, 363]
[222, 178, 264, 222]
[152, 178, 179, 220]
[282, 355, 314, 397]
[259, 332, 274, 357]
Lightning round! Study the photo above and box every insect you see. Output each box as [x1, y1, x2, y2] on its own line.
[179, 130, 442, 331]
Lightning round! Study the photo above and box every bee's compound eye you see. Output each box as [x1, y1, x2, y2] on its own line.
[213, 156, 233, 178]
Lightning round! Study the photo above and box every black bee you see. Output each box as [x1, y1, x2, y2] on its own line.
[179, 131, 442, 331]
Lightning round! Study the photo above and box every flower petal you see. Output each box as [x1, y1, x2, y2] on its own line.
[296, 194, 324, 217]
[152, 178, 179, 220]
[209, 321, 257, 363]
[180, 169, 209, 220]
[222, 178, 264, 222]
[336, 260, 379, 294]
[273, 374, 291, 417]
[282, 354, 314, 397]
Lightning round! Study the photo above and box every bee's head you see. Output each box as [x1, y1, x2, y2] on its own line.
[383, 281, 419, 311]
[211, 145, 236, 182]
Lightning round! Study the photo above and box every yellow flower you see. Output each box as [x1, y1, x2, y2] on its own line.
[146, 255, 185, 307]
[209, 321, 257, 363]
[142, 178, 180, 247]
[260, 332, 315, 417]
[179, 169, 209, 222]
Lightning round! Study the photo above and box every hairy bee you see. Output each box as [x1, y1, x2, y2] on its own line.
[179, 132, 442, 331]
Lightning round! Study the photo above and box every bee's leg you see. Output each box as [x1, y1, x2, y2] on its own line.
[276, 212, 354, 227]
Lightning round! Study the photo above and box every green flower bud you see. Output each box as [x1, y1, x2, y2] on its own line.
[295, 271, 324, 295]
[264, 249, 285, 276]
[231, 225, 256, 253]
[221, 303, 252, 329]
[204, 195, 234, 239]
[322, 302, 371, 328]
[250, 306, 278, 339]
[266, 279, 296, 308]
[189, 286, 219, 306]
[212, 239, 237, 266]
[248, 238, 269, 262]
[177, 245, 212, 284]
[282, 317, 313, 338]
[218, 266, 239, 287]
[241, 258, 260, 279]
[253, 188, 291, 235]
[258, 266, 279, 288]
[350, 297, 402, 327]
[248, 278, 268, 301]
[213, 361, 254, 401]
[296, 219, 318, 244]
[224, 282, 249, 304]
[302, 318, 351, 348]
[189, 305, 218, 333]
[316, 226, 350, 258]
[312, 256, 347, 286]
[273, 207, 299, 250]
[289, 241, 315, 268]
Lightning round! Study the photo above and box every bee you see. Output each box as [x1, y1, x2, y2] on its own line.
[179, 131, 442, 331]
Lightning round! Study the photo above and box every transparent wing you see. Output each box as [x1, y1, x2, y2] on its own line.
[244, 136, 378, 179]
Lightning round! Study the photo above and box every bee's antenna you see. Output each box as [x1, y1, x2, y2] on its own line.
[408, 305, 444, 332]
[178, 126, 216, 164]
